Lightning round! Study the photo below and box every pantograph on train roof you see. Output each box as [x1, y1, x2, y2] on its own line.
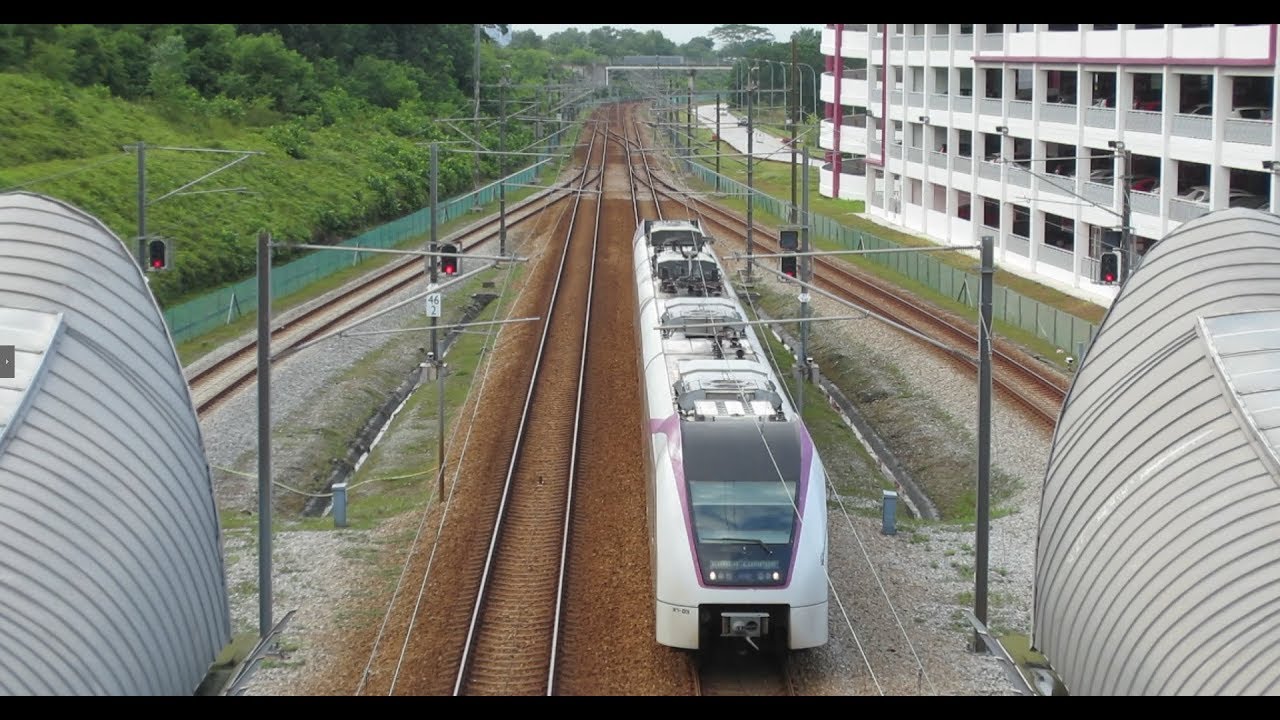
[674, 365, 785, 422]
[659, 298, 744, 338]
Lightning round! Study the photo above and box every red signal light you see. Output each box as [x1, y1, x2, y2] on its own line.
[147, 238, 169, 271]
[1098, 250, 1120, 285]
[439, 243, 459, 276]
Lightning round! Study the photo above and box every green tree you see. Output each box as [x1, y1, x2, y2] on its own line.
[148, 33, 191, 101]
[27, 38, 74, 82]
[585, 27, 623, 58]
[680, 36, 716, 63]
[508, 29, 542, 50]
[176, 24, 237, 98]
[346, 55, 424, 109]
[545, 28, 588, 56]
[59, 25, 112, 87]
[103, 29, 151, 99]
[219, 31, 318, 116]
[710, 24, 774, 54]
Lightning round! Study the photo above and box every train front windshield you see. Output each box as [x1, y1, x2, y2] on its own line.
[690, 479, 796, 543]
[679, 422, 804, 587]
[689, 480, 796, 586]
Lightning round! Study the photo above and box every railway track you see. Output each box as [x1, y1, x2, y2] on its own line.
[187, 167, 592, 416]
[628, 105, 802, 699]
[318, 100, 1069, 695]
[451, 118, 607, 696]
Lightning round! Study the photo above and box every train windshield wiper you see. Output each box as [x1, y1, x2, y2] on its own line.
[715, 537, 773, 555]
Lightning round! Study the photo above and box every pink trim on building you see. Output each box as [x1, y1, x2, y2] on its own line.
[866, 24, 888, 169]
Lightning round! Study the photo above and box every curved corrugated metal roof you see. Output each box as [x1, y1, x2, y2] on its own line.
[1034, 208, 1280, 696]
[0, 191, 230, 695]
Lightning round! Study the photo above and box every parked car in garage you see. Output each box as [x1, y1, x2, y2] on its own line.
[1187, 104, 1273, 120]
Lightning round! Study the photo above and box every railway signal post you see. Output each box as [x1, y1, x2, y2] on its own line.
[799, 144, 812, 416]
[745, 65, 758, 281]
[430, 142, 446, 499]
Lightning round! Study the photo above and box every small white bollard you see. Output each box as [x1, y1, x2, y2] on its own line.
[882, 490, 898, 535]
[333, 483, 348, 528]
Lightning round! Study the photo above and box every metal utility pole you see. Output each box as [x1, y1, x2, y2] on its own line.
[473, 24, 482, 195]
[668, 77, 676, 145]
[256, 230, 273, 639]
[429, 143, 443, 498]
[714, 92, 722, 193]
[535, 85, 543, 156]
[789, 41, 799, 224]
[499, 65, 510, 257]
[973, 233, 994, 652]
[1119, 145, 1134, 282]
[687, 69, 695, 158]
[799, 144, 812, 417]
[746, 65, 758, 278]
[136, 141, 147, 269]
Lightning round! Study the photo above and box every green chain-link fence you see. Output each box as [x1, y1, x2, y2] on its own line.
[164, 154, 556, 344]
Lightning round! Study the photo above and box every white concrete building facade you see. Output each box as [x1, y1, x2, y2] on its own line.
[820, 24, 1280, 300]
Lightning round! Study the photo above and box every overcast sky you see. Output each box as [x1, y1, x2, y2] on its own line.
[518, 24, 822, 48]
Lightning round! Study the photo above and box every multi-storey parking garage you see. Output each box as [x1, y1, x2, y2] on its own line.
[819, 24, 1279, 302]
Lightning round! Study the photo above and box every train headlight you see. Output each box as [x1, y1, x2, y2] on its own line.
[772, 571, 780, 581]
[709, 571, 716, 581]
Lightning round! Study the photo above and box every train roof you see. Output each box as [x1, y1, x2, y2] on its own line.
[651, 267, 789, 424]
[639, 218, 711, 254]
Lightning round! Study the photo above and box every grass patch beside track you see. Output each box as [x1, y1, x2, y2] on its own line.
[331, 266, 514, 530]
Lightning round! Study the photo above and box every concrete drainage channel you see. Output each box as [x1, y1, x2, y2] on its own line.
[753, 305, 939, 523]
[302, 292, 499, 518]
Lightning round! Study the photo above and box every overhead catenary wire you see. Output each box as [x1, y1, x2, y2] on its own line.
[0, 152, 131, 193]
[668, 119, 933, 691]
[728, 252, 885, 696]
[212, 464, 435, 496]
[649, 168, 884, 691]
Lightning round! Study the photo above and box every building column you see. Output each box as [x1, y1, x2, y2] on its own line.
[1161, 68, 1179, 237]
[1211, 68, 1231, 207]
[1272, 55, 1280, 213]
[1072, 210, 1086, 288]
[833, 24, 844, 199]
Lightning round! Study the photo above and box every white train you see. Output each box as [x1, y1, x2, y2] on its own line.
[631, 218, 829, 651]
